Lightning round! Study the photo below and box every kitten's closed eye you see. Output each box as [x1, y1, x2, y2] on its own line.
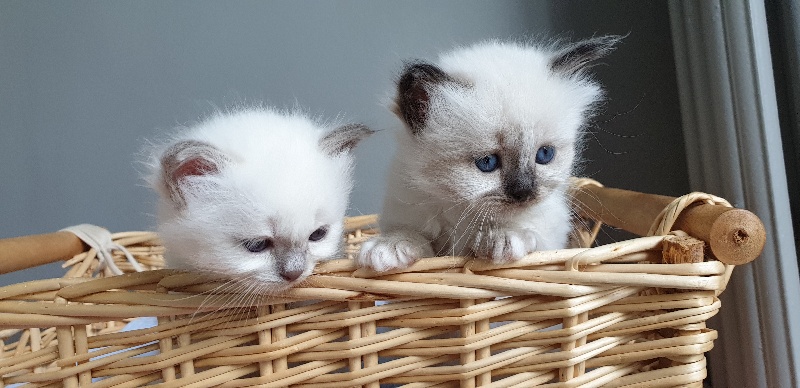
[475, 154, 500, 172]
[309, 226, 328, 242]
[535, 146, 555, 165]
[242, 238, 273, 253]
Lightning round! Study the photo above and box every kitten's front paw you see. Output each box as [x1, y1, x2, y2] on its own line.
[474, 229, 538, 264]
[357, 236, 424, 272]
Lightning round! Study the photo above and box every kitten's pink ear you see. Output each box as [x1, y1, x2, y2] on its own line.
[319, 123, 374, 156]
[395, 62, 454, 135]
[160, 140, 228, 207]
[550, 35, 623, 76]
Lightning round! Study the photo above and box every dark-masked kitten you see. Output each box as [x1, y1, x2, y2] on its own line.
[358, 37, 620, 271]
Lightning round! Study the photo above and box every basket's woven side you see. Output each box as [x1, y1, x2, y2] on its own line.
[0, 203, 735, 387]
[562, 181, 601, 383]
[639, 192, 733, 388]
[0, 230, 164, 388]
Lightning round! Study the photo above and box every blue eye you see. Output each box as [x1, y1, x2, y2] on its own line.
[475, 154, 500, 172]
[242, 238, 273, 253]
[309, 226, 328, 242]
[535, 146, 555, 164]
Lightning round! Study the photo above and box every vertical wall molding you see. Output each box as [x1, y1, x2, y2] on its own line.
[668, 1, 800, 387]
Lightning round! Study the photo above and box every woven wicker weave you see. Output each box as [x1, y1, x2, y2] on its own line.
[0, 181, 764, 387]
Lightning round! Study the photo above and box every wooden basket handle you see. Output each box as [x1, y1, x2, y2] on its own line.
[0, 186, 766, 275]
[572, 184, 766, 265]
[0, 231, 87, 275]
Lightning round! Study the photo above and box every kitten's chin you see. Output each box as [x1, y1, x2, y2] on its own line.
[191, 269, 300, 292]
[252, 270, 315, 290]
[492, 197, 546, 216]
[250, 275, 300, 290]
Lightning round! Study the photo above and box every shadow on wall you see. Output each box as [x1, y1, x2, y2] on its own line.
[548, 0, 689, 197]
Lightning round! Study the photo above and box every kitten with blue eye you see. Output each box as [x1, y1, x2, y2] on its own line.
[146, 107, 373, 289]
[358, 36, 620, 271]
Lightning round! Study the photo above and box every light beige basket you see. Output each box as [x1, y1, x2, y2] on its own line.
[0, 180, 766, 387]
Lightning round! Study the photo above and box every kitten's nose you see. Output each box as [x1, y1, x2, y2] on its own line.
[278, 251, 307, 282]
[508, 189, 533, 202]
[504, 172, 537, 203]
[280, 268, 304, 282]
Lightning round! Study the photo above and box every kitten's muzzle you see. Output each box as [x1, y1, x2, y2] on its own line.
[280, 267, 304, 282]
[503, 173, 537, 203]
[277, 251, 308, 282]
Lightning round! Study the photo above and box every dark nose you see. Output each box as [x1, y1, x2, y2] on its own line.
[504, 173, 537, 203]
[507, 186, 535, 202]
[279, 268, 304, 282]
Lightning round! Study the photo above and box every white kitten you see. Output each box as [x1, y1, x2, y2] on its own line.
[146, 107, 372, 289]
[359, 37, 620, 271]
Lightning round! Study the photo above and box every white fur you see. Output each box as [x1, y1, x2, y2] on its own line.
[359, 40, 609, 271]
[145, 107, 363, 289]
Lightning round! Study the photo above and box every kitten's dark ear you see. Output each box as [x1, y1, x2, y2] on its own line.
[160, 140, 228, 207]
[319, 123, 374, 156]
[550, 35, 623, 76]
[395, 62, 452, 134]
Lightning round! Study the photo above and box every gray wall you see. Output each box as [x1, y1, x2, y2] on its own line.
[0, 1, 687, 286]
[550, 1, 689, 198]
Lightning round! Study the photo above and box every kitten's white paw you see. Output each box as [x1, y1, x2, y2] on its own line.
[474, 229, 538, 264]
[357, 236, 423, 271]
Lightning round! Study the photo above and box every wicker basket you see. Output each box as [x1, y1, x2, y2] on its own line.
[0, 180, 766, 388]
